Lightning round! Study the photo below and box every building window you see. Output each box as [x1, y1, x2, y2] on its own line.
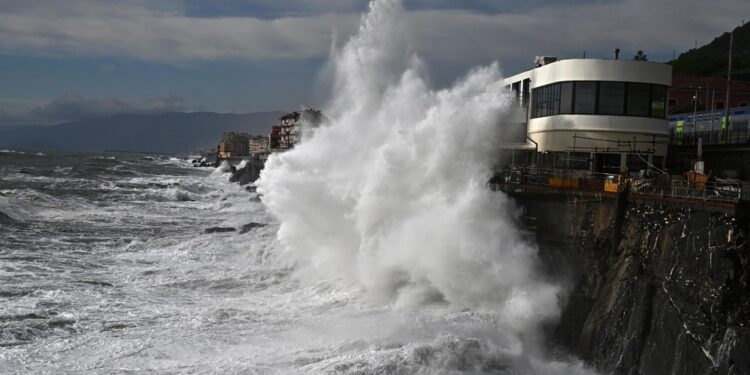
[531, 83, 562, 118]
[574, 81, 596, 114]
[650, 85, 666, 118]
[598, 82, 625, 115]
[627, 83, 651, 117]
[560, 82, 573, 114]
[741, 102, 748, 107]
[668, 98, 677, 107]
[531, 81, 668, 119]
[716, 102, 725, 109]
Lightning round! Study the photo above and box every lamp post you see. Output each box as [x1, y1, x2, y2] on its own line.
[690, 85, 701, 145]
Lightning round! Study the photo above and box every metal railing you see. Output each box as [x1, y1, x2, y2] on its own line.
[491, 167, 747, 203]
[631, 178, 744, 203]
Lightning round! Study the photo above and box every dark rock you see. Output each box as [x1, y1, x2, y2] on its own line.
[0, 211, 23, 226]
[0, 313, 47, 322]
[47, 319, 76, 328]
[204, 227, 236, 234]
[0, 211, 17, 225]
[78, 280, 114, 287]
[229, 161, 263, 185]
[102, 323, 130, 331]
[510, 190, 750, 374]
[239, 222, 266, 234]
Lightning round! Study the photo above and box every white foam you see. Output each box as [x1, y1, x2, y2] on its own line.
[257, 0, 586, 372]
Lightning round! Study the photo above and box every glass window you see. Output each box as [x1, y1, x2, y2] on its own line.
[541, 86, 547, 117]
[598, 82, 625, 115]
[574, 82, 596, 114]
[627, 83, 651, 117]
[552, 84, 560, 115]
[560, 82, 573, 114]
[532, 83, 562, 118]
[651, 85, 666, 118]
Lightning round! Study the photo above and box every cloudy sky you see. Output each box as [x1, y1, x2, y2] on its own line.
[0, 0, 745, 123]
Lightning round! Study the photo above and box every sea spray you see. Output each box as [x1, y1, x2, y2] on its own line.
[258, 0, 592, 372]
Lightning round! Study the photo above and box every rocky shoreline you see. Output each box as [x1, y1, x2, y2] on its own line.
[515, 191, 750, 374]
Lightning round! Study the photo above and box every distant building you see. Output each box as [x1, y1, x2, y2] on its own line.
[503, 57, 672, 172]
[248, 135, 268, 155]
[269, 126, 282, 150]
[218, 132, 250, 159]
[274, 109, 324, 150]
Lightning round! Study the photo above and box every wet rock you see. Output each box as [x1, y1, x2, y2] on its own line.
[101, 323, 130, 331]
[78, 280, 114, 287]
[0, 211, 16, 225]
[0, 313, 47, 322]
[204, 227, 236, 234]
[229, 161, 263, 185]
[47, 319, 76, 328]
[0, 289, 33, 298]
[239, 222, 266, 234]
[511, 191, 750, 374]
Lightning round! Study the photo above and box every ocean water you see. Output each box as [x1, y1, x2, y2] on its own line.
[0, 150, 592, 374]
[2, 1, 598, 373]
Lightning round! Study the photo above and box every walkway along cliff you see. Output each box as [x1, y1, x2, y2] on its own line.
[496, 176, 750, 374]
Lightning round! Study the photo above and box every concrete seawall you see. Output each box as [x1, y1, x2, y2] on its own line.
[505, 188, 750, 374]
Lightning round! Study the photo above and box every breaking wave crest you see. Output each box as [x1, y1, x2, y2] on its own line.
[258, 0, 593, 372]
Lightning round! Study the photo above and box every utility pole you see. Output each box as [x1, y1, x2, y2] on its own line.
[704, 85, 709, 142]
[723, 29, 733, 143]
[692, 86, 700, 144]
[711, 88, 716, 143]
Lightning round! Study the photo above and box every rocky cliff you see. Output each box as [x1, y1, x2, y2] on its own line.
[513, 191, 750, 374]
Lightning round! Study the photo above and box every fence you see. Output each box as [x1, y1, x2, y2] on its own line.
[491, 167, 748, 203]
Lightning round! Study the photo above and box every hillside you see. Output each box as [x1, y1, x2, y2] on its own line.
[0, 111, 283, 154]
[670, 22, 750, 80]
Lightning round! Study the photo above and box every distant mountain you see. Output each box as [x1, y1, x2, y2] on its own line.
[0, 111, 283, 153]
[670, 22, 750, 80]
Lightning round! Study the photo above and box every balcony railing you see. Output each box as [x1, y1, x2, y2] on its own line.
[491, 167, 748, 203]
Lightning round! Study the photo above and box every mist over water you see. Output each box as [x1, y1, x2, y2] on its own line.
[259, 0, 594, 373]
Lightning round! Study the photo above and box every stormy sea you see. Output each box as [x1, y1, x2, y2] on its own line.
[2, 1, 597, 373]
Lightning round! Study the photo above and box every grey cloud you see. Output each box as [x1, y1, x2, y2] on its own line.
[28, 92, 191, 123]
[0, 0, 744, 67]
[408, 0, 744, 63]
[0, 1, 359, 62]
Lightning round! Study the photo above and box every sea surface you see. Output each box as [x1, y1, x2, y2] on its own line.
[0, 150, 302, 373]
[0, 3, 601, 372]
[0, 150, 595, 374]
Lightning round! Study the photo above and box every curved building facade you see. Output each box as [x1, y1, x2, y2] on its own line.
[504, 58, 672, 172]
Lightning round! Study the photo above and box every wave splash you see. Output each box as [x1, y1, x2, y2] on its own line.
[258, 0, 593, 372]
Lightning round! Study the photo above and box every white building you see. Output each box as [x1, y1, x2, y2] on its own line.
[503, 57, 672, 173]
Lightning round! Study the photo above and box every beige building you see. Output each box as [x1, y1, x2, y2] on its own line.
[248, 135, 268, 155]
[503, 57, 672, 172]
